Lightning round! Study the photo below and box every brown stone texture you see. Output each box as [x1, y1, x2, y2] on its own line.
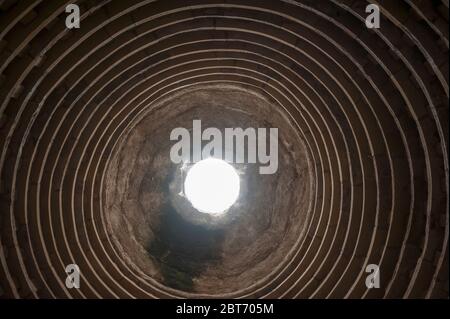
[0, 0, 448, 298]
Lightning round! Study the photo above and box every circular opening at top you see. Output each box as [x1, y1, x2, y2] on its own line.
[184, 158, 240, 214]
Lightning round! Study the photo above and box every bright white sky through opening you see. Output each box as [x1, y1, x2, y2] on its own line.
[184, 158, 240, 214]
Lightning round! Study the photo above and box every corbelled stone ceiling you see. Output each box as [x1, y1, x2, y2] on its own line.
[0, 0, 448, 299]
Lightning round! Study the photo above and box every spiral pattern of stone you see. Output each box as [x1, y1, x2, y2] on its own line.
[0, 0, 448, 299]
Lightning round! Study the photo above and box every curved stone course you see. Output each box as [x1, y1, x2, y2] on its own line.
[0, 0, 448, 299]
